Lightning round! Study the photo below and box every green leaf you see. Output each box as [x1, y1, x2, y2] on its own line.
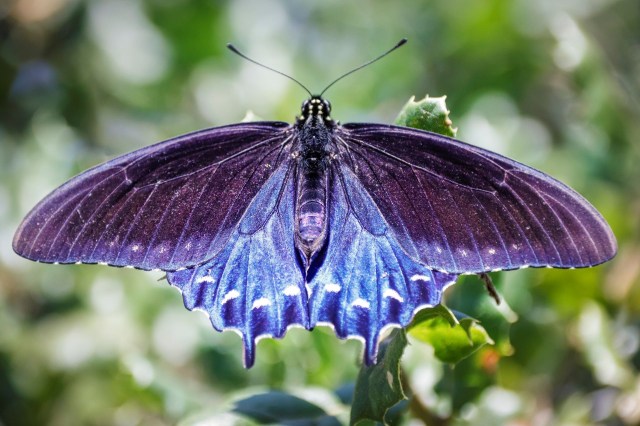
[408, 303, 458, 329]
[445, 275, 515, 357]
[409, 309, 493, 364]
[350, 329, 408, 425]
[233, 391, 341, 425]
[394, 95, 457, 136]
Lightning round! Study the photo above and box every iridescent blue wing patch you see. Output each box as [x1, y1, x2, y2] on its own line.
[167, 164, 308, 367]
[307, 164, 457, 364]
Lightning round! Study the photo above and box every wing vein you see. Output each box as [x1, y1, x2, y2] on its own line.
[345, 132, 497, 195]
[134, 131, 291, 190]
[409, 164, 458, 270]
[113, 186, 159, 264]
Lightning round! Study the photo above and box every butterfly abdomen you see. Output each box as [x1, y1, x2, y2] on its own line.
[295, 161, 328, 260]
[295, 105, 333, 261]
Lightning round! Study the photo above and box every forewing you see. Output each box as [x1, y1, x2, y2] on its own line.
[167, 164, 307, 368]
[307, 163, 457, 365]
[13, 122, 293, 271]
[337, 123, 616, 274]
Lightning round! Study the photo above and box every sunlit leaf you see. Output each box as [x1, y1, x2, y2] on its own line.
[409, 310, 493, 364]
[395, 95, 457, 136]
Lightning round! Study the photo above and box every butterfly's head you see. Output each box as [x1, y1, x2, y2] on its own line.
[297, 96, 333, 126]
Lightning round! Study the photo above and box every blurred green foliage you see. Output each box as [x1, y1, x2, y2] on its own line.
[1, 0, 639, 424]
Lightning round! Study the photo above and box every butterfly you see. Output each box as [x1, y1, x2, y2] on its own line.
[12, 40, 617, 367]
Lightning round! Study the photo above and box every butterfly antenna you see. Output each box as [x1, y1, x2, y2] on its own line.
[227, 43, 313, 97]
[319, 38, 407, 97]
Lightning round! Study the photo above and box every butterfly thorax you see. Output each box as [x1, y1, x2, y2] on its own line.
[295, 96, 334, 264]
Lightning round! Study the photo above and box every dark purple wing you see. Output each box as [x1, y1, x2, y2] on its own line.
[166, 163, 308, 368]
[308, 162, 457, 364]
[13, 122, 294, 271]
[336, 123, 617, 274]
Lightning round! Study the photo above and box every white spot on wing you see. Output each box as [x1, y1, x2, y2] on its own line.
[196, 275, 214, 284]
[324, 283, 341, 293]
[252, 297, 271, 310]
[410, 274, 431, 282]
[488, 248, 496, 255]
[383, 289, 404, 302]
[386, 371, 394, 389]
[221, 289, 240, 305]
[132, 244, 140, 252]
[352, 298, 370, 309]
[283, 285, 301, 296]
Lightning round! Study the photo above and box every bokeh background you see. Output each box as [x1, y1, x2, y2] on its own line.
[1, 0, 639, 424]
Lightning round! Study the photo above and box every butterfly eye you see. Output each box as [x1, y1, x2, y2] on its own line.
[323, 99, 332, 112]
